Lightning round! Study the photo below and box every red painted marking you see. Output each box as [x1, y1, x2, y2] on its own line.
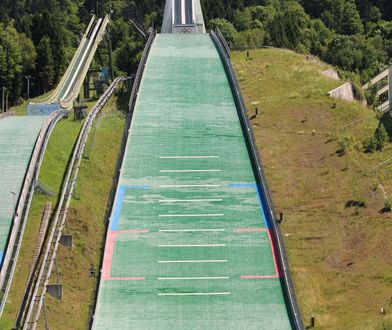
[102, 230, 149, 281]
[240, 275, 279, 279]
[114, 229, 150, 234]
[267, 230, 280, 277]
[233, 228, 267, 233]
[102, 232, 116, 281]
[236, 228, 280, 279]
[107, 277, 145, 281]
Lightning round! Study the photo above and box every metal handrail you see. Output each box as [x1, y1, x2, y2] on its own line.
[215, 26, 231, 58]
[128, 28, 156, 113]
[0, 109, 67, 316]
[91, 28, 156, 330]
[211, 30, 304, 330]
[14, 203, 51, 329]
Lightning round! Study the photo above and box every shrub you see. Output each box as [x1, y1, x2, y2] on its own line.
[351, 82, 365, 102]
[234, 29, 265, 49]
[363, 124, 388, 152]
[363, 136, 377, 153]
[365, 83, 380, 109]
[374, 124, 388, 150]
[337, 134, 360, 155]
[383, 199, 392, 212]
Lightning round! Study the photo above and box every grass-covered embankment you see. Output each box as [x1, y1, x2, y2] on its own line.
[233, 48, 392, 329]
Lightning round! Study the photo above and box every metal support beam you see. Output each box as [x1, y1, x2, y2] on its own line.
[43, 299, 49, 330]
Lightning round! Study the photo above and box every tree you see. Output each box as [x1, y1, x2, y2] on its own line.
[374, 124, 388, 150]
[268, 2, 310, 50]
[234, 29, 265, 49]
[36, 36, 55, 93]
[0, 24, 24, 100]
[326, 36, 355, 71]
[309, 19, 333, 57]
[233, 8, 253, 31]
[114, 38, 143, 75]
[208, 18, 238, 46]
[342, 0, 364, 35]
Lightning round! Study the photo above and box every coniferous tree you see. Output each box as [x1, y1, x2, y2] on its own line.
[36, 36, 55, 93]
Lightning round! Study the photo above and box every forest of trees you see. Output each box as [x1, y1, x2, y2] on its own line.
[0, 0, 391, 103]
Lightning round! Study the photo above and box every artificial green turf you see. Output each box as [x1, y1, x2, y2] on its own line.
[93, 34, 292, 329]
[0, 116, 46, 265]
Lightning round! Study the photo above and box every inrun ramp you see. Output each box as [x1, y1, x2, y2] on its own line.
[93, 34, 293, 329]
[0, 116, 46, 267]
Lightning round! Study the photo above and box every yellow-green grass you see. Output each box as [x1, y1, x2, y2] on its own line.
[232, 48, 392, 329]
[0, 94, 125, 329]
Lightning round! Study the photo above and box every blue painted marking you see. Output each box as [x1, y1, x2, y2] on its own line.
[228, 183, 270, 228]
[0, 251, 3, 269]
[110, 185, 152, 230]
[255, 184, 270, 229]
[122, 186, 151, 189]
[228, 183, 256, 188]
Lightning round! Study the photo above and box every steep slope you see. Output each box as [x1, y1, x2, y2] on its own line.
[233, 48, 392, 329]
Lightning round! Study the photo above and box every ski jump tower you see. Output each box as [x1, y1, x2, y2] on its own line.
[161, 0, 206, 33]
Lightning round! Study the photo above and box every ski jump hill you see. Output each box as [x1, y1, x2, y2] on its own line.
[92, 0, 303, 329]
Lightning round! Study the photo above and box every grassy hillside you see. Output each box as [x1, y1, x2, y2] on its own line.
[41, 98, 125, 329]
[0, 94, 126, 329]
[232, 48, 392, 329]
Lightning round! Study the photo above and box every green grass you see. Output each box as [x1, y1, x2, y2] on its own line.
[40, 99, 125, 329]
[0, 92, 126, 329]
[232, 48, 392, 329]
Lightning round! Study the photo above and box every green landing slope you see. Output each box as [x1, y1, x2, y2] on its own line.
[93, 34, 293, 329]
[0, 116, 46, 267]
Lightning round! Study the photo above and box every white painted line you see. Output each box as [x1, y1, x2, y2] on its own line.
[159, 214, 224, 217]
[159, 199, 223, 203]
[160, 170, 221, 173]
[158, 244, 226, 247]
[158, 277, 229, 280]
[159, 156, 219, 159]
[158, 184, 222, 188]
[157, 292, 231, 296]
[159, 229, 225, 232]
[158, 260, 227, 263]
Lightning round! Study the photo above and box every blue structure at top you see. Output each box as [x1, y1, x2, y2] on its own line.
[27, 103, 61, 116]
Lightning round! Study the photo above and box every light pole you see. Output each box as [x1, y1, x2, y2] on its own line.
[24, 75, 31, 101]
[2, 87, 6, 113]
